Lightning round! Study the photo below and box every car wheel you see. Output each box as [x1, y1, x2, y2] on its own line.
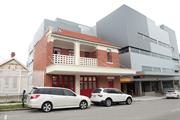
[105, 98, 112, 107]
[177, 95, 180, 99]
[79, 100, 88, 110]
[42, 102, 52, 112]
[126, 97, 132, 105]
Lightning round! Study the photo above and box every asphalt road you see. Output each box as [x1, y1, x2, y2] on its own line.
[0, 99, 180, 120]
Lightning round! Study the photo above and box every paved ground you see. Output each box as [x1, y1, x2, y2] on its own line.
[0, 99, 180, 120]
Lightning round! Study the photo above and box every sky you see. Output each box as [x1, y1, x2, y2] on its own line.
[0, 0, 179, 65]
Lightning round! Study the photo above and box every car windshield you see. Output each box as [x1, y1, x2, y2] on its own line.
[93, 89, 101, 93]
[167, 90, 175, 92]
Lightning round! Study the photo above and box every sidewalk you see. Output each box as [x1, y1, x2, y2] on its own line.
[133, 96, 165, 102]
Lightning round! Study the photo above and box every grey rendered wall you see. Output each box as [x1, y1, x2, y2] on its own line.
[160, 25, 179, 59]
[96, 5, 129, 47]
[130, 52, 175, 71]
[96, 5, 150, 50]
[124, 6, 150, 51]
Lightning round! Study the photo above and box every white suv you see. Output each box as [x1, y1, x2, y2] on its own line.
[90, 88, 132, 107]
[27, 87, 91, 112]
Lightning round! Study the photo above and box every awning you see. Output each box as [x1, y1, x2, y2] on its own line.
[137, 71, 180, 76]
[46, 64, 136, 76]
[120, 77, 133, 83]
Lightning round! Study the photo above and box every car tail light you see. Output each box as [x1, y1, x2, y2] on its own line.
[98, 94, 103, 97]
[30, 95, 40, 99]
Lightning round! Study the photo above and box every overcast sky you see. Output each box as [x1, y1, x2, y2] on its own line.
[0, 0, 179, 64]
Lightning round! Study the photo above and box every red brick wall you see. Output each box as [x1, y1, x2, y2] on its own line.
[45, 74, 52, 87]
[97, 50, 120, 67]
[33, 33, 54, 86]
[97, 76, 120, 89]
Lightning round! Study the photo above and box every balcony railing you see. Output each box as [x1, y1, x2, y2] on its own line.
[80, 57, 97, 66]
[53, 54, 75, 65]
[53, 54, 97, 66]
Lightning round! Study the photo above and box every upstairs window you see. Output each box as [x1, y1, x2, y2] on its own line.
[107, 49, 112, 62]
[85, 52, 90, 58]
[53, 48, 61, 54]
[68, 49, 74, 56]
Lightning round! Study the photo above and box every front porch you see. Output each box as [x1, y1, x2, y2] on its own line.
[46, 74, 121, 97]
[45, 65, 136, 97]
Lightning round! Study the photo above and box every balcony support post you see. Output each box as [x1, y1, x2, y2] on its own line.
[74, 42, 80, 65]
[75, 74, 80, 95]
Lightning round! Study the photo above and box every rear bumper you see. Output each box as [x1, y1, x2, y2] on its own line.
[27, 100, 42, 109]
[166, 94, 178, 98]
[90, 97, 105, 104]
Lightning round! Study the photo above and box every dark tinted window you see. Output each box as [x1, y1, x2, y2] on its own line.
[93, 89, 102, 93]
[51, 88, 64, 95]
[104, 89, 121, 94]
[63, 89, 76, 96]
[32, 88, 52, 94]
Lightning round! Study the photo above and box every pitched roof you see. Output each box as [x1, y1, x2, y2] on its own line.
[0, 57, 28, 70]
[53, 29, 119, 47]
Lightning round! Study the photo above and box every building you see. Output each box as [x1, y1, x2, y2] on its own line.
[27, 19, 135, 97]
[0, 53, 29, 96]
[96, 5, 180, 96]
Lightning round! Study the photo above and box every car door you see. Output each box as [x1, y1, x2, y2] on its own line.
[52, 88, 67, 108]
[63, 89, 80, 107]
[114, 89, 127, 102]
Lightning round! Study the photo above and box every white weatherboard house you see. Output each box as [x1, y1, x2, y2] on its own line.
[0, 57, 29, 96]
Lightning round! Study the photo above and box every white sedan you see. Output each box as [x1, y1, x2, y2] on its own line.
[27, 87, 91, 112]
[166, 89, 180, 99]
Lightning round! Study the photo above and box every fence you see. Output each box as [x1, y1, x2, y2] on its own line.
[0, 93, 23, 104]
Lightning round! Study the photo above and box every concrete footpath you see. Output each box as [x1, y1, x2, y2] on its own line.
[133, 96, 165, 102]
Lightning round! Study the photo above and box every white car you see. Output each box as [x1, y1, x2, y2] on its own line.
[166, 89, 180, 99]
[90, 88, 132, 107]
[27, 87, 91, 112]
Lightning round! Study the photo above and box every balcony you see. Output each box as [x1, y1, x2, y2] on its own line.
[80, 57, 97, 66]
[53, 54, 97, 66]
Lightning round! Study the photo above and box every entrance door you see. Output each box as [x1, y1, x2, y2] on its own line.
[108, 79, 114, 88]
[52, 75, 75, 91]
[80, 76, 97, 97]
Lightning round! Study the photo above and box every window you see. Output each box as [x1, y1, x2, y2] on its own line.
[13, 77, 17, 88]
[80, 76, 97, 90]
[53, 48, 61, 54]
[63, 89, 76, 96]
[93, 89, 102, 93]
[107, 49, 112, 62]
[52, 76, 58, 87]
[32, 88, 51, 94]
[68, 49, 74, 56]
[85, 52, 90, 57]
[104, 89, 120, 94]
[52, 89, 64, 95]
[5, 77, 9, 88]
